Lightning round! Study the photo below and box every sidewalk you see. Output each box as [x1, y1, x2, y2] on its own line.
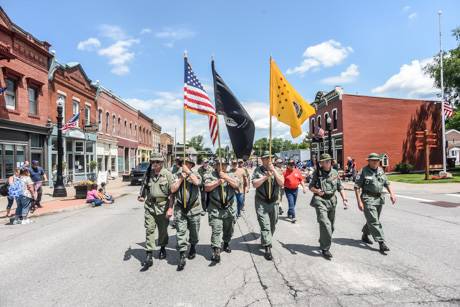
[0, 178, 136, 221]
[342, 180, 460, 194]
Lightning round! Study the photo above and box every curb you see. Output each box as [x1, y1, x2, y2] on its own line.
[0, 190, 133, 222]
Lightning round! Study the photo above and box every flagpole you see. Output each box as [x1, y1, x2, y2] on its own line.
[211, 57, 225, 203]
[438, 10, 447, 173]
[268, 56, 273, 198]
[183, 51, 188, 208]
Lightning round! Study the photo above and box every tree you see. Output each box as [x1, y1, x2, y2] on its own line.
[252, 137, 310, 155]
[425, 26, 460, 130]
[188, 135, 204, 151]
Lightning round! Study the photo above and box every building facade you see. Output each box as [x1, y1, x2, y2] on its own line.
[95, 86, 119, 177]
[137, 111, 153, 164]
[152, 120, 161, 154]
[0, 8, 52, 182]
[310, 87, 442, 171]
[48, 60, 98, 183]
[447, 129, 460, 166]
[160, 132, 174, 166]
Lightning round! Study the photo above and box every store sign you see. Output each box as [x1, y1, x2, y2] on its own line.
[67, 129, 85, 139]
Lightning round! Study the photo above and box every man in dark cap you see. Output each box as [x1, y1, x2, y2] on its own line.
[251, 151, 284, 261]
[309, 153, 348, 260]
[354, 153, 396, 254]
[171, 157, 202, 271]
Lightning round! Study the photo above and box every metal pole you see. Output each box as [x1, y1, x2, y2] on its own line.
[439, 10, 447, 172]
[268, 56, 273, 197]
[53, 99, 67, 197]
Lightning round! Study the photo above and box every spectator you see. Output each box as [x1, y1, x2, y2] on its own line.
[283, 160, 307, 223]
[29, 160, 47, 210]
[86, 184, 110, 207]
[98, 185, 114, 203]
[4, 168, 22, 218]
[13, 168, 35, 225]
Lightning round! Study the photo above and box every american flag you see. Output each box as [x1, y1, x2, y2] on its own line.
[0, 86, 7, 95]
[443, 102, 454, 118]
[62, 113, 80, 132]
[184, 56, 218, 145]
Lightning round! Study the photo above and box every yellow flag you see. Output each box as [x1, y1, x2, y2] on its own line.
[270, 58, 316, 138]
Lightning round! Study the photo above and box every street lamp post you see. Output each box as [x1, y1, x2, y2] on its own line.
[326, 117, 333, 157]
[53, 96, 67, 197]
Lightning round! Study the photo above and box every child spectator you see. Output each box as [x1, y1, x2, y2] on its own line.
[13, 168, 35, 224]
[86, 183, 111, 207]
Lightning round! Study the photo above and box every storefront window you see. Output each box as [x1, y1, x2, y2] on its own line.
[51, 137, 57, 151]
[75, 141, 84, 152]
[86, 142, 94, 153]
[4, 145, 14, 178]
[111, 157, 116, 172]
[75, 154, 85, 174]
[16, 145, 25, 166]
[66, 140, 73, 152]
[31, 134, 44, 148]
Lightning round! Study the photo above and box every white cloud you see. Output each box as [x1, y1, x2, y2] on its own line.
[140, 28, 152, 35]
[77, 37, 101, 51]
[402, 5, 411, 12]
[98, 39, 139, 76]
[287, 40, 353, 75]
[408, 12, 417, 20]
[322, 64, 359, 85]
[99, 24, 127, 40]
[371, 59, 438, 98]
[125, 91, 183, 111]
[155, 27, 196, 47]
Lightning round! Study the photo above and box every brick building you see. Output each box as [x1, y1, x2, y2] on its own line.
[310, 87, 442, 171]
[48, 60, 98, 182]
[137, 111, 154, 164]
[152, 120, 161, 154]
[0, 8, 53, 181]
[95, 85, 120, 176]
[160, 132, 174, 166]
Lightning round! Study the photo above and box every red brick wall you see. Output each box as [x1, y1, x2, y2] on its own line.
[137, 113, 152, 148]
[0, 24, 51, 127]
[342, 95, 442, 171]
[49, 67, 97, 127]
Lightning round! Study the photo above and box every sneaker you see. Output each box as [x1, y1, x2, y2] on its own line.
[321, 249, 332, 259]
[12, 218, 21, 225]
[21, 218, 32, 224]
[291, 217, 297, 224]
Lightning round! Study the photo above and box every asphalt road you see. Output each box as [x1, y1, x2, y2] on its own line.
[0, 185, 459, 306]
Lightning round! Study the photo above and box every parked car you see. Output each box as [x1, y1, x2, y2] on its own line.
[130, 162, 150, 185]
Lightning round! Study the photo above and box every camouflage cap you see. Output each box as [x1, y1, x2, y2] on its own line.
[150, 152, 164, 162]
[260, 151, 272, 159]
[319, 153, 333, 162]
[184, 157, 196, 166]
[367, 153, 381, 161]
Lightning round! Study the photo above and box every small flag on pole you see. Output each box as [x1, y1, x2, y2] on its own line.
[269, 58, 316, 138]
[0, 86, 7, 95]
[444, 102, 454, 118]
[184, 57, 218, 145]
[62, 113, 80, 132]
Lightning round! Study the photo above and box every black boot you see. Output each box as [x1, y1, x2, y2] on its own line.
[379, 241, 390, 253]
[223, 242, 231, 253]
[211, 247, 221, 263]
[264, 246, 273, 261]
[177, 252, 186, 271]
[362, 234, 373, 245]
[321, 249, 333, 259]
[188, 244, 196, 260]
[142, 251, 153, 270]
[159, 246, 167, 260]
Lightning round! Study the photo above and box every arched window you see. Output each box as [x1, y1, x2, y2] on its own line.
[332, 109, 338, 130]
[317, 115, 322, 129]
[311, 118, 316, 134]
[105, 112, 110, 132]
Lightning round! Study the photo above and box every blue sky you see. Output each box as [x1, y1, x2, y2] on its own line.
[3, 0, 460, 147]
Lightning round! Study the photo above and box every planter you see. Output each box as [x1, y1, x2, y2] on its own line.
[74, 185, 89, 199]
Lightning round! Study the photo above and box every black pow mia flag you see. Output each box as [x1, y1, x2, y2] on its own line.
[211, 60, 255, 160]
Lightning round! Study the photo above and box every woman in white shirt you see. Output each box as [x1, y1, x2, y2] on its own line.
[13, 168, 35, 225]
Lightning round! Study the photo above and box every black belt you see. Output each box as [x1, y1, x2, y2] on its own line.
[362, 192, 382, 197]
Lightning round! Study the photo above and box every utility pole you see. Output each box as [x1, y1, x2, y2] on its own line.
[438, 10, 447, 173]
